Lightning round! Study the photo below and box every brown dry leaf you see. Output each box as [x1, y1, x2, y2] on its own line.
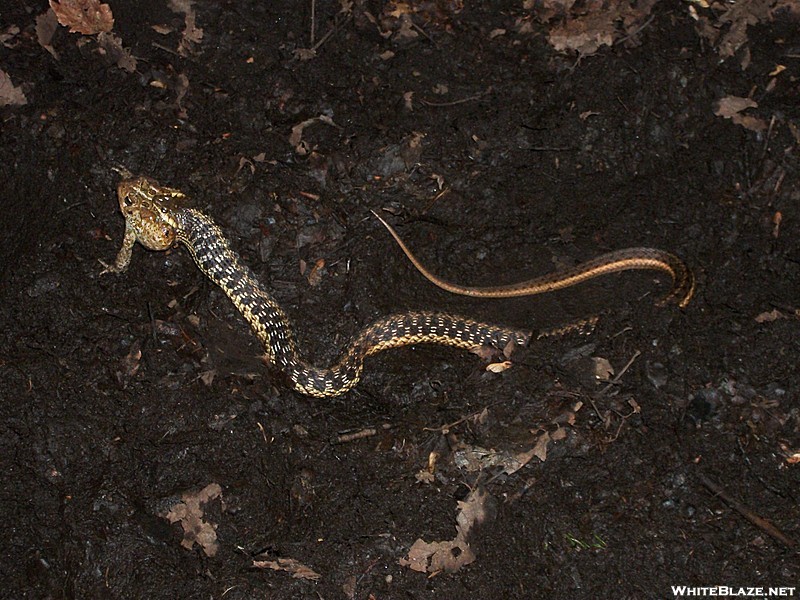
[547, 11, 615, 55]
[97, 32, 137, 72]
[690, 0, 797, 66]
[486, 360, 513, 373]
[531, 430, 551, 462]
[469, 345, 496, 361]
[50, 0, 113, 35]
[456, 488, 490, 536]
[716, 0, 772, 59]
[36, 9, 60, 58]
[713, 95, 767, 132]
[293, 48, 317, 61]
[592, 356, 614, 382]
[400, 488, 490, 574]
[163, 482, 222, 557]
[306, 258, 326, 287]
[199, 369, 216, 386]
[401, 538, 475, 573]
[253, 557, 322, 581]
[0, 25, 20, 48]
[415, 469, 435, 484]
[754, 309, 785, 323]
[168, 0, 204, 56]
[0, 69, 27, 107]
[453, 445, 504, 472]
[289, 114, 339, 154]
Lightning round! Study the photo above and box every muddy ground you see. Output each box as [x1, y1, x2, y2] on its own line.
[1, 1, 799, 598]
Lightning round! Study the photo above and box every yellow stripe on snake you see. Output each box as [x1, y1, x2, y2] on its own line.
[103, 175, 694, 397]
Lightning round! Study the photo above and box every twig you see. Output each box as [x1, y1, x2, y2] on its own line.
[310, 0, 316, 46]
[333, 423, 393, 444]
[697, 473, 797, 551]
[423, 401, 504, 433]
[420, 88, 491, 107]
[311, 12, 352, 52]
[616, 13, 656, 46]
[598, 350, 641, 396]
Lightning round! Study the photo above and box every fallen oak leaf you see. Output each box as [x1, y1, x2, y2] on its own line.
[162, 483, 222, 557]
[50, 0, 113, 35]
[400, 487, 492, 574]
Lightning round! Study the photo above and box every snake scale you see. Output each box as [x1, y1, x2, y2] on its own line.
[103, 175, 694, 397]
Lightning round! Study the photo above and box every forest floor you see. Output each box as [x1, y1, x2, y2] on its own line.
[0, 0, 798, 598]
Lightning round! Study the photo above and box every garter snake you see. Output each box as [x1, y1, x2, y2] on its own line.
[104, 175, 693, 397]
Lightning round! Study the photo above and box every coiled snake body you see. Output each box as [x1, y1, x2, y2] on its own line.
[104, 175, 694, 397]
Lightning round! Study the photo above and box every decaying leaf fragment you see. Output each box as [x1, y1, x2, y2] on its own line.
[36, 9, 60, 58]
[162, 482, 222, 556]
[0, 70, 27, 107]
[168, 0, 204, 56]
[97, 32, 137, 72]
[400, 487, 493, 574]
[713, 95, 767, 132]
[289, 114, 340, 154]
[253, 557, 322, 581]
[49, 0, 113, 35]
[547, 11, 615, 55]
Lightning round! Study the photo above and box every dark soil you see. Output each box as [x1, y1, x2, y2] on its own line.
[1, 1, 798, 598]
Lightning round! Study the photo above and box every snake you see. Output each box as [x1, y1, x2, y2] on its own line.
[103, 174, 694, 398]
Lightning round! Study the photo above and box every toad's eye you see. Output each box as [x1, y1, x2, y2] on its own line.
[122, 196, 133, 207]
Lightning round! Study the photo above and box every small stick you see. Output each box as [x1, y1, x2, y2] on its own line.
[310, 0, 316, 46]
[697, 473, 797, 551]
[598, 350, 641, 396]
[333, 423, 392, 444]
[420, 88, 491, 107]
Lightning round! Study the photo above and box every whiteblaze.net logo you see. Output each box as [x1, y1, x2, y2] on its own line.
[671, 587, 796, 598]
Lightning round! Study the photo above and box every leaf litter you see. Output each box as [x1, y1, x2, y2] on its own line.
[400, 486, 493, 574]
[162, 482, 222, 557]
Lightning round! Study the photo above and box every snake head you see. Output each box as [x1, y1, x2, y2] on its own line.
[116, 176, 186, 251]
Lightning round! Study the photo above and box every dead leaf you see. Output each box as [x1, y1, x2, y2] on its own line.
[36, 9, 60, 58]
[118, 340, 142, 379]
[713, 95, 767, 132]
[400, 487, 491, 574]
[754, 309, 784, 323]
[401, 538, 474, 573]
[306, 258, 326, 287]
[592, 357, 614, 382]
[548, 11, 615, 56]
[50, 0, 113, 35]
[97, 32, 137, 72]
[168, 0, 203, 56]
[415, 469, 435, 484]
[0, 70, 27, 107]
[486, 360, 512, 373]
[199, 369, 216, 386]
[0, 25, 20, 48]
[532, 430, 551, 462]
[293, 48, 317, 61]
[289, 114, 339, 154]
[253, 557, 321, 581]
[163, 483, 222, 557]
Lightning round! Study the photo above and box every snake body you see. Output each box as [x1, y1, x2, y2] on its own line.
[105, 175, 692, 397]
